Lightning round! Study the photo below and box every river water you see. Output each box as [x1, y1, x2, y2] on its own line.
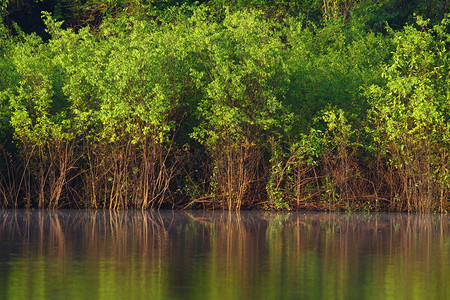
[0, 210, 448, 300]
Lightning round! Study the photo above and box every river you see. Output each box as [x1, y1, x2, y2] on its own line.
[0, 210, 448, 299]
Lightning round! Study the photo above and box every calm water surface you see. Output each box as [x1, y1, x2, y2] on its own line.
[0, 210, 448, 300]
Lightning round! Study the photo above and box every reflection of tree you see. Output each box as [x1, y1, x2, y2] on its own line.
[0, 210, 175, 299]
[0, 211, 448, 299]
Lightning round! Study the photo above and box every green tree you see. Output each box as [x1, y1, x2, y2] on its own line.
[269, 17, 390, 210]
[365, 15, 450, 212]
[6, 22, 75, 208]
[0, 8, 18, 207]
[50, 11, 197, 208]
[190, 9, 290, 209]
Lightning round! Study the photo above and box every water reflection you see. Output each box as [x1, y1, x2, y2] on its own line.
[0, 210, 448, 300]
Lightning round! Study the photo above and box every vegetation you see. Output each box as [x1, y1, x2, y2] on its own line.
[0, 0, 448, 212]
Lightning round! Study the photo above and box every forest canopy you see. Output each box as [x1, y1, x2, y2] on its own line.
[0, 0, 449, 212]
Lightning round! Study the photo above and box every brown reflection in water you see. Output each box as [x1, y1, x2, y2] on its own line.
[0, 211, 448, 264]
[0, 210, 448, 300]
[0, 211, 169, 261]
[0, 211, 69, 259]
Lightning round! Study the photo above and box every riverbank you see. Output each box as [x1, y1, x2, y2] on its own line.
[0, 1, 449, 212]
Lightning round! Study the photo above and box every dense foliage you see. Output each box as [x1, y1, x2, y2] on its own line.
[0, 0, 448, 212]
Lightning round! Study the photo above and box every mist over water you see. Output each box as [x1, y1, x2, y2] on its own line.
[0, 210, 448, 300]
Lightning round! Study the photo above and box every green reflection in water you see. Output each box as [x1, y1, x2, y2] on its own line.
[0, 210, 448, 300]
